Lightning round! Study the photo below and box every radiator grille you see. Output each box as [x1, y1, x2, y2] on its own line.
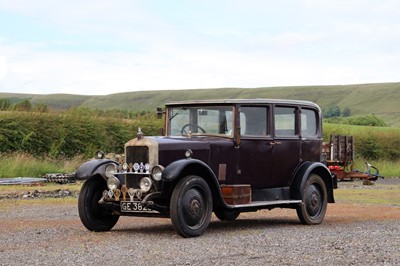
[126, 146, 149, 164]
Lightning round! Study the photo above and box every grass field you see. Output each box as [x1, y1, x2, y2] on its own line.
[2, 82, 400, 126]
[353, 159, 400, 178]
[1, 179, 398, 208]
[324, 123, 400, 163]
[324, 122, 400, 136]
[0, 153, 82, 178]
[335, 180, 400, 206]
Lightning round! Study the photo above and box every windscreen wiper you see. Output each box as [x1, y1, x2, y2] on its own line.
[169, 107, 186, 121]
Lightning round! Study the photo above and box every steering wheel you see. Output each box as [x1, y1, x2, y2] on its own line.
[181, 124, 206, 134]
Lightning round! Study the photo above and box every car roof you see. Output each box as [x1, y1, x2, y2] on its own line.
[165, 99, 320, 109]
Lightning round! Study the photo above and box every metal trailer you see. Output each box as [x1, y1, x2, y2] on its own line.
[322, 134, 384, 183]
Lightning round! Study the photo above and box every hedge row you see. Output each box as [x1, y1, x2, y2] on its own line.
[323, 123, 400, 161]
[0, 112, 161, 158]
[1, 111, 399, 161]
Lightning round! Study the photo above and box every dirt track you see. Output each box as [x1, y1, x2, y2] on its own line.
[0, 181, 400, 265]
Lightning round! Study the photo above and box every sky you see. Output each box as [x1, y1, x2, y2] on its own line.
[0, 0, 399, 95]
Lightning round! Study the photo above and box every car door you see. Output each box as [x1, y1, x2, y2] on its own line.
[236, 105, 273, 188]
[270, 105, 301, 187]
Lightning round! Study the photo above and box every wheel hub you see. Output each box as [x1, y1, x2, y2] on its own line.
[189, 199, 201, 216]
[306, 185, 321, 217]
[182, 189, 204, 226]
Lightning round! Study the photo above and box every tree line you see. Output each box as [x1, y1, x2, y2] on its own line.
[0, 98, 49, 112]
[323, 105, 387, 127]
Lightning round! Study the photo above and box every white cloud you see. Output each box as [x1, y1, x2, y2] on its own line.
[0, 0, 163, 35]
[0, 0, 399, 95]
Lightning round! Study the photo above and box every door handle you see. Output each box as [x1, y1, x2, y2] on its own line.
[269, 141, 282, 146]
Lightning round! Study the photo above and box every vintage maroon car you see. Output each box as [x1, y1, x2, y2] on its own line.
[77, 99, 335, 237]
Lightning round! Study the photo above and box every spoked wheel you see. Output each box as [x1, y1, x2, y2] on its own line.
[214, 210, 240, 221]
[78, 176, 119, 231]
[170, 175, 212, 237]
[296, 174, 328, 225]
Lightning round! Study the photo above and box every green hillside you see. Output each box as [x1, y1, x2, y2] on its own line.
[1, 82, 400, 126]
[30, 94, 92, 110]
[74, 82, 400, 127]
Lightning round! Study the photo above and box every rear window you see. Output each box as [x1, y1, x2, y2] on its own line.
[301, 108, 317, 137]
[274, 107, 296, 137]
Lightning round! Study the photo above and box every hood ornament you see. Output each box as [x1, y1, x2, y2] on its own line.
[137, 127, 143, 140]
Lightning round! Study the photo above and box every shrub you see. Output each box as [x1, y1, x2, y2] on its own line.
[323, 105, 341, 118]
[347, 115, 387, 127]
[324, 115, 387, 127]
[357, 136, 382, 160]
[14, 99, 32, 111]
[0, 98, 11, 110]
[0, 111, 161, 158]
[323, 123, 400, 161]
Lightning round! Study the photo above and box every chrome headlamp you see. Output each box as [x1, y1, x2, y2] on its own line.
[105, 163, 117, 178]
[185, 149, 193, 158]
[96, 150, 105, 159]
[107, 177, 120, 191]
[151, 165, 164, 181]
[140, 177, 152, 192]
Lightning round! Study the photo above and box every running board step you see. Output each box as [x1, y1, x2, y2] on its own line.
[229, 200, 302, 210]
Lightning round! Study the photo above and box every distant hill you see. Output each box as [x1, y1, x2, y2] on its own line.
[1, 82, 399, 126]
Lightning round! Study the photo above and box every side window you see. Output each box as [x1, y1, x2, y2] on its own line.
[275, 106, 296, 137]
[240, 106, 268, 136]
[301, 108, 317, 137]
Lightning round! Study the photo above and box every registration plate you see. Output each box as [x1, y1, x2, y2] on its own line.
[120, 201, 155, 213]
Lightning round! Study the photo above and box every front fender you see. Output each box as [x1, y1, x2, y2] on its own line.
[161, 158, 206, 182]
[75, 159, 117, 180]
[161, 158, 227, 208]
[291, 162, 335, 203]
[161, 158, 213, 182]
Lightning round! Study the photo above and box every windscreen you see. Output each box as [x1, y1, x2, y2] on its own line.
[168, 106, 234, 137]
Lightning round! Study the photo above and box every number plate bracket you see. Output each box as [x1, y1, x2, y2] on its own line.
[120, 201, 156, 213]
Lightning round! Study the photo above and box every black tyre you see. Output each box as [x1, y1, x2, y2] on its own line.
[78, 176, 119, 232]
[214, 210, 240, 221]
[296, 174, 328, 225]
[170, 175, 212, 237]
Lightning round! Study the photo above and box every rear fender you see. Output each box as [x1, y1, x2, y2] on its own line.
[161, 158, 226, 208]
[291, 162, 335, 203]
[75, 159, 118, 181]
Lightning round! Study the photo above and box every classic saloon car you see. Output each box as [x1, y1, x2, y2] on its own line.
[77, 99, 335, 237]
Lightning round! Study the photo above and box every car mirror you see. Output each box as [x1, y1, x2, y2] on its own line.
[156, 107, 165, 119]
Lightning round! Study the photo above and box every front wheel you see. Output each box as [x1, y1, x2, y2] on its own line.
[78, 176, 119, 231]
[170, 176, 212, 237]
[296, 174, 328, 225]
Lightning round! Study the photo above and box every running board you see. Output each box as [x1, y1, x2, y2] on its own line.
[228, 200, 302, 210]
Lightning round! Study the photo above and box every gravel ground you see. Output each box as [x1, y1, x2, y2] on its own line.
[0, 179, 399, 265]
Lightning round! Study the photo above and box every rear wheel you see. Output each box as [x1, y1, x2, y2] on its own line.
[296, 174, 327, 225]
[170, 176, 212, 237]
[214, 210, 240, 221]
[78, 176, 119, 231]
